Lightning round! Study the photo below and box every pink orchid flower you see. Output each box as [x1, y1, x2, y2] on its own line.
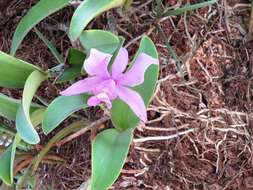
[60, 48, 158, 122]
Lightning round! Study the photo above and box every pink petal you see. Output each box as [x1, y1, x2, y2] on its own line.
[118, 53, 158, 87]
[92, 79, 117, 99]
[87, 92, 112, 108]
[60, 77, 102, 96]
[116, 86, 147, 122]
[111, 47, 129, 79]
[83, 49, 112, 77]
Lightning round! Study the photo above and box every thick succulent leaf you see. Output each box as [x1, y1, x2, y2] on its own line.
[30, 108, 46, 127]
[57, 49, 86, 83]
[0, 134, 21, 185]
[42, 95, 89, 134]
[111, 36, 159, 131]
[0, 93, 43, 121]
[79, 30, 120, 54]
[57, 67, 82, 83]
[91, 128, 133, 190]
[16, 71, 48, 144]
[0, 51, 43, 88]
[67, 49, 86, 66]
[11, 0, 70, 55]
[69, 0, 125, 41]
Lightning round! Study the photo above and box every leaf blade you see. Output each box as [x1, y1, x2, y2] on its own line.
[0, 93, 43, 121]
[69, 0, 125, 41]
[162, 0, 217, 17]
[0, 134, 21, 185]
[11, 0, 70, 55]
[34, 27, 65, 64]
[79, 30, 120, 54]
[16, 71, 48, 144]
[0, 51, 43, 88]
[91, 128, 132, 190]
[42, 95, 89, 134]
[57, 49, 86, 83]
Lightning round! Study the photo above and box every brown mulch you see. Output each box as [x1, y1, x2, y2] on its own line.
[1, 0, 253, 189]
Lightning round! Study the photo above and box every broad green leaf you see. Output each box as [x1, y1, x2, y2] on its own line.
[11, 0, 70, 55]
[111, 36, 159, 131]
[57, 67, 82, 83]
[0, 93, 43, 121]
[0, 134, 21, 185]
[0, 51, 42, 88]
[91, 128, 133, 190]
[79, 30, 120, 54]
[42, 95, 89, 134]
[162, 0, 217, 17]
[69, 0, 125, 41]
[30, 108, 46, 127]
[16, 71, 48, 144]
[34, 27, 64, 64]
[67, 49, 86, 66]
[57, 49, 86, 83]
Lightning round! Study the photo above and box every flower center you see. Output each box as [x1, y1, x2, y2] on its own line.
[92, 78, 117, 100]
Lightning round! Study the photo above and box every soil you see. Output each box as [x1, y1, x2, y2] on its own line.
[1, 0, 253, 189]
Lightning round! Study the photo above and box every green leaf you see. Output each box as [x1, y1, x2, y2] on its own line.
[67, 48, 86, 66]
[0, 93, 43, 121]
[57, 67, 82, 82]
[0, 51, 43, 88]
[16, 71, 48, 144]
[34, 27, 65, 64]
[57, 49, 86, 83]
[111, 36, 159, 131]
[69, 0, 125, 41]
[10, 0, 70, 55]
[79, 30, 120, 54]
[162, 0, 217, 17]
[42, 95, 89, 134]
[30, 108, 46, 127]
[91, 128, 133, 190]
[155, 0, 163, 17]
[0, 134, 21, 185]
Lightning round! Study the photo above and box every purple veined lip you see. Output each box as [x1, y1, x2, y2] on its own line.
[61, 48, 158, 122]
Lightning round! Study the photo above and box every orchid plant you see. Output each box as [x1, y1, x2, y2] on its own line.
[0, 29, 159, 189]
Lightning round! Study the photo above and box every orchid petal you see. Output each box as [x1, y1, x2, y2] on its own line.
[60, 77, 102, 96]
[83, 49, 112, 77]
[118, 53, 158, 87]
[87, 92, 112, 108]
[111, 47, 128, 78]
[116, 86, 147, 122]
[93, 79, 117, 99]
